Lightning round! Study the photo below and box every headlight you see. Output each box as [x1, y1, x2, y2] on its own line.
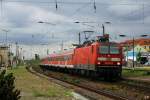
[117, 62, 121, 65]
[97, 62, 101, 64]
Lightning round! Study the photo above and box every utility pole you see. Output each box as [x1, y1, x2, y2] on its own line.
[79, 32, 81, 45]
[0, 0, 3, 18]
[6, 31, 7, 46]
[133, 37, 135, 68]
[8, 44, 12, 67]
[102, 24, 105, 36]
[15, 42, 19, 65]
[61, 41, 63, 52]
[47, 49, 49, 55]
[126, 44, 129, 67]
[2, 29, 9, 46]
[20, 48, 22, 62]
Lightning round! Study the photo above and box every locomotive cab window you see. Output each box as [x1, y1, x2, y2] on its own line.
[99, 44, 119, 54]
[110, 46, 119, 54]
[99, 46, 109, 54]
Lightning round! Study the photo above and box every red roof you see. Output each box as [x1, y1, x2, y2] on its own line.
[120, 38, 150, 46]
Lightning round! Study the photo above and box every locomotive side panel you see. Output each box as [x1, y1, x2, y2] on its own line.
[73, 45, 97, 70]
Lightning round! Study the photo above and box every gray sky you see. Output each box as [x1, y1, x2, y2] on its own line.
[0, 0, 150, 59]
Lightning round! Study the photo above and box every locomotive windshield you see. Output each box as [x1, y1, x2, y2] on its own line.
[99, 46, 109, 54]
[110, 46, 119, 54]
[99, 45, 119, 54]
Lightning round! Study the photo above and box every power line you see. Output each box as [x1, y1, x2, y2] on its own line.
[142, 3, 145, 24]
[93, 0, 96, 13]
[70, 2, 92, 19]
[0, 0, 2, 18]
[3, 0, 150, 5]
[55, 0, 58, 10]
[0, 0, 147, 25]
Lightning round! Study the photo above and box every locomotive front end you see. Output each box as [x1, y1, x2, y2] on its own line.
[96, 43, 122, 79]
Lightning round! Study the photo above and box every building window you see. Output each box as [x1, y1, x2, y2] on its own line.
[144, 46, 146, 49]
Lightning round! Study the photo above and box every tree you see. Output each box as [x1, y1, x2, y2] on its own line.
[35, 54, 40, 60]
[137, 52, 142, 62]
[0, 70, 20, 100]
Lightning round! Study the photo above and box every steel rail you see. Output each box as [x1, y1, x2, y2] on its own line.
[121, 78, 150, 93]
[26, 66, 130, 100]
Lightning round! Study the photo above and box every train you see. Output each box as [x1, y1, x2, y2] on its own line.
[40, 34, 123, 80]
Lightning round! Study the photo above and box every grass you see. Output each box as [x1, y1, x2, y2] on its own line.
[26, 59, 41, 67]
[32, 87, 72, 97]
[6, 66, 73, 100]
[123, 66, 150, 71]
[122, 68, 150, 77]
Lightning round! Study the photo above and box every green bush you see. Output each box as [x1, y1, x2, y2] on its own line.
[0, 70, 20, 100]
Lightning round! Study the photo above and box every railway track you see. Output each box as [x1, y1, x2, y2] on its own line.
[26, 66, 131, 100]
[120, 78, 150, 93]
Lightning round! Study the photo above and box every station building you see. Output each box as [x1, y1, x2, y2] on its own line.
[0, 46, 9, 67]
[120, 38, 150, 52]
[120, 38, 150, 65]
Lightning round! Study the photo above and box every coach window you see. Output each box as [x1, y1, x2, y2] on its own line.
[60, 57, 62, 61]
[64, 56, 67, 61]
[55, 57, 57, 61]
[69, 55, 72, 60]
[67, 56, 69, 60]
[56, 57, 58, 61]
[51, 57, 53, 61]
[62, 56, 65, 61]
[48, 57, 51, 61]
[66, 56, 69, 60]
[70, 55, 73, 60]
[67, 56, 70, 60]
[58, 57, 60, 61]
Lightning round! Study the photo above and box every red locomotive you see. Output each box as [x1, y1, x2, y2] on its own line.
[41, 34, 123, 79]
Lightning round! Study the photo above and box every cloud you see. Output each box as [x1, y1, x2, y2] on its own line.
[0, 2, 77, 44]
[107, 4, 142, 21]
[0, 0, 150, 59]
[3, 2, 69, 27]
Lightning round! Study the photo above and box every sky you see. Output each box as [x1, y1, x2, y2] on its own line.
[0, 0, 150, 59]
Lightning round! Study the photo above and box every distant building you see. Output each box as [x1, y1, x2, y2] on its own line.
[132, 45, 147, 53]
[120, 38, 150, 64]
[125, 51, 137, 61]
[124, 45, 146, 61]
[120, 38, 150, 52]
[0, 46, 9, 67]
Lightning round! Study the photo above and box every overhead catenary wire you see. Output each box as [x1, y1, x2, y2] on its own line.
[0, 0, 147, 26]
[93, 0, 96, 13]
[0, 0, 2, 18]
[55, 0, 58, 10]
[70, 2, 92, 20]
[1, 0, 147, 23]
[2, 0, 150, 5]
[142, 3, 145, 24]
